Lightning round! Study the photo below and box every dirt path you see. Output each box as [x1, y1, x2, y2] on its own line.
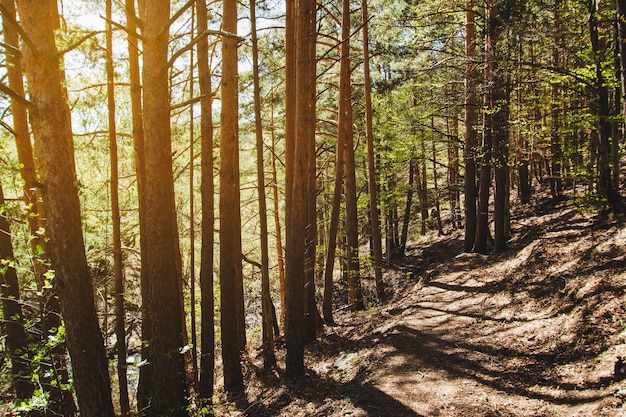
[222, 198, 626, 416]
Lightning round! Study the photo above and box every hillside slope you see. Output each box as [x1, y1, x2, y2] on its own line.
[214, 197, 626, 417]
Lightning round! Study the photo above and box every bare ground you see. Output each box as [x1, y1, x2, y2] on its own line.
[214, 196, 626, 416]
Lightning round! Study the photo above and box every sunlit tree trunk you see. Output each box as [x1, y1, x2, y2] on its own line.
[106, 0, 129, 413]
[1, 2, 76, 413]
[124, 0, 150, 410]
[141, 1, 189, 414]
[196, 0, 215, 401]
[15, 1, 114, 415]
[285, 0, 316, 378]
[220, 0, 245, 393]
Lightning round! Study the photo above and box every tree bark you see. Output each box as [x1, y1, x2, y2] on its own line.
[285, 0, 316, 378]
[362, 0, 385, 300]
[463, 0, 479, 252]
[340, 0, 364, 311]
[141, 1, 189, 414]
[250, 0, 276, 369]
[15, 1, 115, 415]
[196, 0, 215, 401]
[220, 0, 245, 394]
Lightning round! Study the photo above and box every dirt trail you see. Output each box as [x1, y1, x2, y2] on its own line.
[222, 198, 626, 416]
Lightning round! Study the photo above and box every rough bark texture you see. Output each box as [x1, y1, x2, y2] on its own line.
[220, 0, 245, 393]
[15, 2, 114, 415]
[285, 0, 316, 378]
[197, 0, 215, 401]
[464, 0, 479, 252]
[142, 1, 189, 415]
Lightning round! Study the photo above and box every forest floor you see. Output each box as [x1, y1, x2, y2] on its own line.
[214, 195, 626, 416]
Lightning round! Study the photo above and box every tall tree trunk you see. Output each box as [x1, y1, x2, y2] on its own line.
[187, 6, 199, 389]
[15, 1, 115, 415]
[464, 0, 479, 252]
[285, 0, 316, 378]
[475, 1, 495, 254]
[2, 2, 75, 413]
[197, 0, 215, 401]
[618, 0, 626, 118]
[250, 0, 276, 369]
[106, 0, 129, 413]
[322, 112, 344, 326]
[517, 42, 532, 204]
[125, 0, 150, 409]
[590, 0, 623, 208]
[362, 0, 385, 300]
[303, 0, 319, 342]
[550, 2, 563, 200]
[0, 181, 31, 401]
[341, 0, 364, 311]
[220, 0, 245, 394]
[489, 3, 508, 253]
[142, 1, 188, 414]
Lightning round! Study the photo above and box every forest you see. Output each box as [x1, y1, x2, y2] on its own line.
[1, 0, 626, 416]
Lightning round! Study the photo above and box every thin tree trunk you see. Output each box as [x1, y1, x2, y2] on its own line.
[400, 162, 414, 250]
[362, 0, 385, 300]
[197, 0, 215, 401]
[270, 105, 286, 329]
[322, 114, 344, 326]
[15, 2, 115, 415]
[106, 0, 129, 413]
[340, 0, 364, 311]
[303, 1, 319, 342]
[250, 0, 276, 369]
[432, 140, 444, 236]
[187, 6, 199, 389]
[124, 0, 150, 410]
